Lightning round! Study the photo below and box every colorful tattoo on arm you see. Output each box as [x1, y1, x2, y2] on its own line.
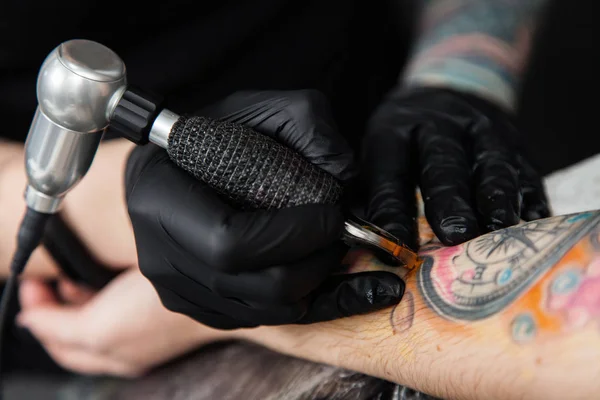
[403, 0, 548, 111]
[412, 211, 600, 344]
[345, 189, 600, 346]
[419, 213, 600, 321]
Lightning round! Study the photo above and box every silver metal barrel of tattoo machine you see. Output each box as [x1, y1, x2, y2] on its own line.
[24, 41, 126, 214]
[0, 41, 128, 387]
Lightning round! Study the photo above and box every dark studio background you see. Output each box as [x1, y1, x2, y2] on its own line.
[518, 0, 600, 176]
[1, 0, 597, 174]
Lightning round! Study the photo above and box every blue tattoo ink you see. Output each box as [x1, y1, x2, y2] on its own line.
[497, 268, 513, 285]
[568, 212, 593, 223]
[550, 270, 581, 295]
[512, 313, 536, 343]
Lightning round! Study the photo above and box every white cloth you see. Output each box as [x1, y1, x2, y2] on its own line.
[544, 153, 600, 215]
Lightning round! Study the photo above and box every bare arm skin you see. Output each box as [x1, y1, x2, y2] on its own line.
[238, 206, 600, 399]
[403, 0, 548, 110]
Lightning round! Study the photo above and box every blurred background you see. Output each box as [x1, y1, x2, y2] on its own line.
[517, 0, 599, 177]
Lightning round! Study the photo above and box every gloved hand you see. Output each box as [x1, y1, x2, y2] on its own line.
[125, 89, 405, 330]
[363, 87, 550, 250]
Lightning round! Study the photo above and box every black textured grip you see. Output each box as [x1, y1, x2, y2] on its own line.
[167, 116, 342, 209]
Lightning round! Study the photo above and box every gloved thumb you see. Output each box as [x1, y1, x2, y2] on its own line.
[298, 271, 405, 324]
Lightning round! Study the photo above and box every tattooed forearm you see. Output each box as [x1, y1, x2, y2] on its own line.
[403, 0, 548, 110]
[248, 209, 600, 399]
[418, 212, 600, 344]
[419, 213, 600, 322]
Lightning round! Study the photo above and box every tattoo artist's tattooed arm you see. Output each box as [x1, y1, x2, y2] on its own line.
[240, 206, 600, 399]
[403, 0, 549, 111]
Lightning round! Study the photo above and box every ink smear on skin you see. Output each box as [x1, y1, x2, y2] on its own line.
[391, 291, 415, 333]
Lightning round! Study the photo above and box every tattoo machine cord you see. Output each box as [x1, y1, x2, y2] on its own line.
[0, 211, 118, 396]
[0, 209, 50, 398]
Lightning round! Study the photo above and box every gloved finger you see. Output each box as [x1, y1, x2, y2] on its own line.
[152, 284, 257, 330]
[365, 176, 418, 251]
[197, 90, 357, 182]
[417, 124, 480, 246]
[157, 284, 307, 328]
[471, 126, 521, 232]
[212, 243, 347, 304]
[363, 114, 418, 250]
[220, 300, 308, 326]
[125, 144, 164, 198]
[517, 155, 551, 221]
[128, 149, 345, 273]
[298, 271, 405, 324]
[152, 269, 306, 327]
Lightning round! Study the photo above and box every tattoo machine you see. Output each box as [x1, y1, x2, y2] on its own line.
[9, 38, 421, 292]
[0, 40, 421, 376]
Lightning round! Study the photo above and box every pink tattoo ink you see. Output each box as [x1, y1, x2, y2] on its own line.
[430, 246, 464, 305]
[547, 257, 600, 330]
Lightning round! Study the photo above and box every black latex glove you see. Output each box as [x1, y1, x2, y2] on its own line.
[126, 89, 405, 329]
[363, 87, 550, 250]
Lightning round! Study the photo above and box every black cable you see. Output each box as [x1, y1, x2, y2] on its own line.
[43, 214, 118, 290]
[0, 274, 18, 375]
[0, 208, 51, 399]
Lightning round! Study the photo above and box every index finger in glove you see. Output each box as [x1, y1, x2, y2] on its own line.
[363, 107, 418, 251]
[471, 121, 522, 232]
[197, 90, 358, 182]
[153, 278, 307, 328]
[211, 243, 347, 304]
[517, 154, 551, 221]
[417, 123, 480, 246]
[151, 283, 259, 330]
